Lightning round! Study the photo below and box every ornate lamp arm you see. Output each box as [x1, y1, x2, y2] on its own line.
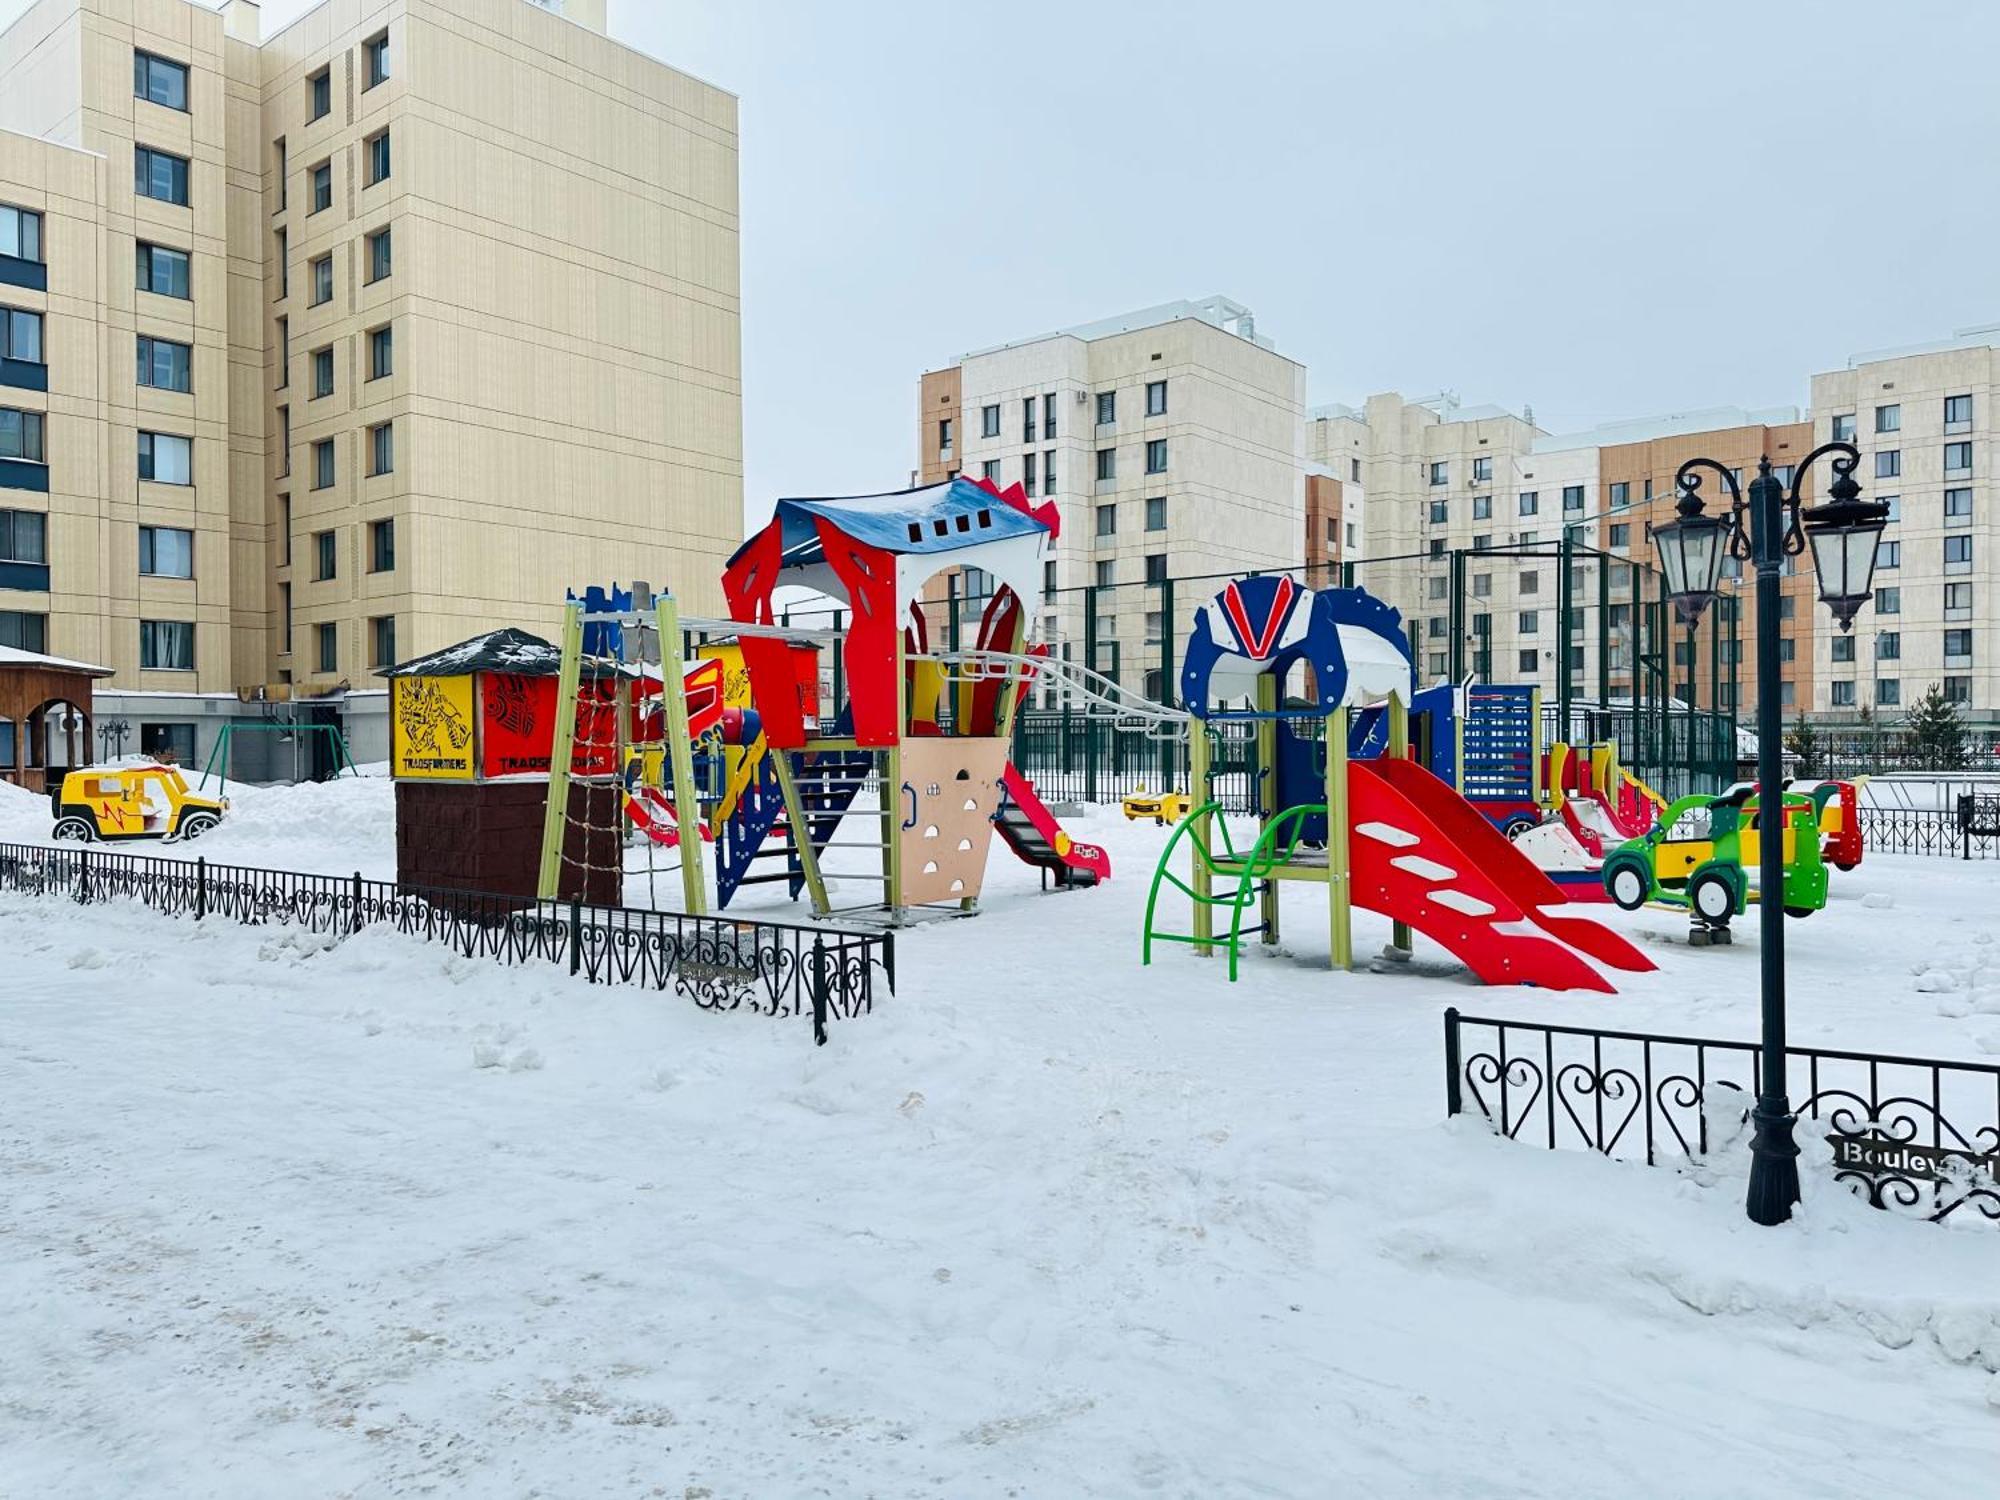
[1673, 456, 1750, 560]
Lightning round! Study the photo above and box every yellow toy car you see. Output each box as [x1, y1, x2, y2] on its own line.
[49, 763, 227, 844]
[1122, 788, 1193, 826]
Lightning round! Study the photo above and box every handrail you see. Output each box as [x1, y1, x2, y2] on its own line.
[932, 649, 1189, 736]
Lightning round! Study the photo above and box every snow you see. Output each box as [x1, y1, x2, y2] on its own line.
[3, 777, 1999, 1495]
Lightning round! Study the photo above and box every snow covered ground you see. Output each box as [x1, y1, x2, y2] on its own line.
[3, 776, 1998, 1497]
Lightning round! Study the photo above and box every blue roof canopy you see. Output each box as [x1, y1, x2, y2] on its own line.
[733, 477, 1049, 568]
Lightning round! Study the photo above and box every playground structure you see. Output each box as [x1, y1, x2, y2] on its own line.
[48, 762, 226, 843]
[197, 719, 358, 793]
[1142, 576, 1654, 992]
[1601, 786, 1830, 942]
[532, 477, 1122, 923]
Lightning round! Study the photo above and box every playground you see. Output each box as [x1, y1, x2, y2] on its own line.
[3, 479, 1998, 1495]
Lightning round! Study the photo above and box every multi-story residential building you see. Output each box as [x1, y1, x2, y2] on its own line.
[1809, 327, 1999, 738]
[917, 296, 1305, 699]
[0, 0, 740, 776]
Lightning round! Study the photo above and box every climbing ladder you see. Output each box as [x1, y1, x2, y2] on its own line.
[1142, 801, 1323, 981]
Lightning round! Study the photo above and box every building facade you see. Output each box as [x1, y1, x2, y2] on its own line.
[0, 0, 740, 777]
[917, 296, 1305, 698]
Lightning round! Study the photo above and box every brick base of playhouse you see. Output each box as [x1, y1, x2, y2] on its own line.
[396, 779, 623, 907]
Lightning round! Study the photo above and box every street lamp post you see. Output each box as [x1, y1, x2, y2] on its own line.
[1647, 445, 1888, 1225]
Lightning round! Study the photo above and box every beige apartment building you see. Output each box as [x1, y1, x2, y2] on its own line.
[917, 296, 1305, 699]
[1809, 327, 1999, 736]
[0, 0, 739, 775]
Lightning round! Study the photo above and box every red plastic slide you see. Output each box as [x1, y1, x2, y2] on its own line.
[994, 764, 1112, 886]
[1348, 759, 1654, 992]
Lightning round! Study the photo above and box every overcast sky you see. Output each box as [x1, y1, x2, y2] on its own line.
[12, 0, 1998, 521]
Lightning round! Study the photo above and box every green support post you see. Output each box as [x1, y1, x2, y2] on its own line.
[1326, 705, 1352, 972]
[535, 600, 586, 901]
[1190, 721, 1213, 957]
[655, 597, 706, 916]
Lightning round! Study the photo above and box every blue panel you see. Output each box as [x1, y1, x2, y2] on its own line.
[0, 560, 50, 592]
[0, 359, 47, 393]
[0, 457, 49, 493]
[0, 257, 46, 293]
[736, 476, 1050, 567]
[1461, 684, 1537, 800]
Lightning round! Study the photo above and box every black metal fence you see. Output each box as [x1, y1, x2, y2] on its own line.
[0, 843, 887, 1045]
[1855, 805, 1999, 860]
[1444, 1009, 2000, 1225]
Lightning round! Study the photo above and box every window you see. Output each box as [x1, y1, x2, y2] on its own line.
[1093, 559, 1114, 589]
[1145, 380, 1166, 417]
[1093, 503, 1116, 538]
[277, 581, 292, 653]
[275, 227, 288, 297]
[1876, 539, 1900, 569]
[1428, 461, 1448, 487]
[1830, 680, 1855, 707]
[310, 160, 332, 213]
[1428, 651, 1447, 676]
[1945, 393, 1972, 431]
[1831, 635, 1855, 663]
[1021, 450, 1037, 497]
[366, 130, 391, 187]
[273, 136, 287, 210]
[1518, 649, 1538, 674]
[1429, 539, 1445, 559]
[139, 619, 194, 671]
[1874, 403, 1900, 434]
[317, 621, 337, 673]
[0, 407, 44, 462]
[1608, 523, 1630, 549]
[0, 509, 46, 563]
[1096, 391, 1115, 426]
[135, 242, 191, 299]
[1944, 487, 1972, 524]
[1471, 495, 1491, 520]
[133, 50, 189, 112]
[1042, 560, 1055, 595]
[1608, 481, 1629, 507]
[370, 614, 396, 668]
[364, 30, 391, 89]
[1778, 594, 1795, 620]
[1879, 495, 1900, 523]
[1472, 573, 1492, 598]
[1875, 678, 1900, 707]
[369, 421, 393, 476]
[1873, 632, 1898, 660]
[275, 317, 289, 388]
[1673, 640, 1693, 666]
[134, 147, 190, 207]
[1875, 585, 1899, 614]
[313, 528, 337, 580]
[1518, 490, 1538, 516]
[1519, 611, 1539, 632]
[1944, 534, 1973, 573]
[366, 226, 391, 284]
[277, 405, 290, 475]
[1145, 553, 1167, 584]
[0, 608, 46, 651]
[311, 346, 333, 399]
[978, 404, 999, 439]
[0, 205, 41, 263]
[1145, 496, 1165, 531]
[1472, 534, 1491, 552]
[1945, 582, 1973, 618]
[138, 431, 192, 485]
[309, 67, 332, 122]
[1944, 628, 1973, 663]
[1426, 576, 1448, 601]
[136, 336, 191, 392]
[1095, 447, 1115, 483]
[980, 459, 998, 481]
[1473, 455, 1493, 483]
[937, 417, 952, 455]
[1944, 441, 1972, 476]
[1145, 439, 1167, 474]
[370, 517, 395, 572]
[1021, 398, 1035, 444]
[1562, 485, 1584, 514]
[1042, 449, 1055, 491]
[1945, 676, 1973, 705]
[1830, 413, 1855, 442]
[1429, 500, 1449, 525]
[278, 494, 290, 565]
[310, 254, 332, 306]
[1778, 681, 1795, 708]
[0, 305, 40, 366]
[312, 438, 334, 490]
[1875, 450, 1900, 479]
[137, 524, 194, 578]
[368, 324, 392, 380]
[1519, 570, 1539, 595]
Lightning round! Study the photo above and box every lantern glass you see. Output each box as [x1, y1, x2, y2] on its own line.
[1805, 508, 1888, 631]
[1650, 510, 1729, 630]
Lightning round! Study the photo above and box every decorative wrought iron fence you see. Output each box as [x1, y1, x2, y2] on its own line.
[1857, 805, 1999, 860]
[1444, 1009, 2000, 1225]
[0, 843, 886, 1045]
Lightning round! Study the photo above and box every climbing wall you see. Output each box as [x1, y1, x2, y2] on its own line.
[899, 737, 1009, 905]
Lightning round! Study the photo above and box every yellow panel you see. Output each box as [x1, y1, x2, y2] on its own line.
[391, 675, 476, 779]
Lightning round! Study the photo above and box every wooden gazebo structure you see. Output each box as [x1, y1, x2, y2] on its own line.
[0, 645, 114, 794]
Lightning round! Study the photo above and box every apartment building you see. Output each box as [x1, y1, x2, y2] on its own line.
[1808, 327, 1999, 734]
[0, 0, 740, 775]
[917, 296, 1305, 697]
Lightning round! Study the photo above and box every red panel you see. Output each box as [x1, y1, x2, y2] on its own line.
[816, 518, 900, 747]
[480, 673, 620, 779]
[723, 522, 814, 750]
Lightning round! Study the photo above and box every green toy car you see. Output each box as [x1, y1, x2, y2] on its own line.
[1601, 786, 1828, 942]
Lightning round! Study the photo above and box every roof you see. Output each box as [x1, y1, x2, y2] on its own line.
[733, 476, 1050, 569]
[0, 645, 115, 677]
[955, 295, 1280, 362]
[378, 628, 567, 679]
